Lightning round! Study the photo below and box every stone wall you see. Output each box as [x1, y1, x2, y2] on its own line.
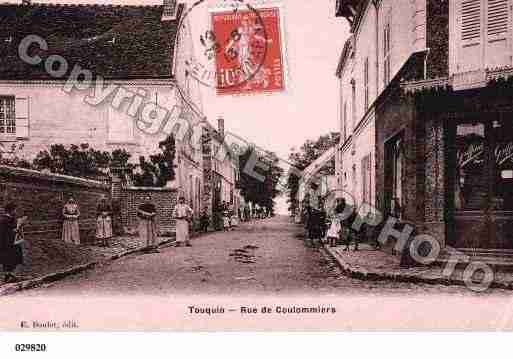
[422, 115, 447, 246]
[0, 165, 110, 243]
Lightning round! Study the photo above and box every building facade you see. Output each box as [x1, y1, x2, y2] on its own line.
[0, 1, 206, 217]
[337, 0, 513, 250]
[201, 118, 240, 229]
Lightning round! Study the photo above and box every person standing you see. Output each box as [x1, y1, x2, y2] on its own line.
[62, 197, 80, 245]
[0, 202, 23, 283]
[96, 195, 113, 247]
[173, 196, 193, 247]
[221, 201, 230, 231]
[199, 207, 210, 233]
[138, 195, 159, 253]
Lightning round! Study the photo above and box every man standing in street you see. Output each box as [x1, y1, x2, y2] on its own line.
[0, 202, 23, 283]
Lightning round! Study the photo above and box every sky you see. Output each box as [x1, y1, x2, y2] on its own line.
[6, 0, 350, 213]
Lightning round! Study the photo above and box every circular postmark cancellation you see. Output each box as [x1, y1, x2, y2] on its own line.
[179, 0, 270, 91]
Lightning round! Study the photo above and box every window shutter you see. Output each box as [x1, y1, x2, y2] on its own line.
[15, 97, 29, 139]
[461, 0, 482, 42]
[488, 0, 508, 37]
[457, 0, 484, 72]
[485, 0, 511, 68]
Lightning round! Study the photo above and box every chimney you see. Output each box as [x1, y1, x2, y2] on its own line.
[217, 117, 225, 138]
[162, 0, 178, 21]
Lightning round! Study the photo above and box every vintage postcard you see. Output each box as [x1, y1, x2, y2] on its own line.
[2, 0, 513, 345]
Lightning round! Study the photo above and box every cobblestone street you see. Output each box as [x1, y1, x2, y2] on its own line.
[11, 216, 513, 297]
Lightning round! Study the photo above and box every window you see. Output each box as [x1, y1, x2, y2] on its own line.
[453, 117, 513, 211]
[383, 23, 391, 86]
[0, 96, 15, 135]
[364, 57, 369, 111]
[351, 79, 356, 130]
[487, 0, 508, 38]
[385, 134, 404, 218]
[352, 164, 357, 202]
[461, 0, 481, 42]
[455, 0, 511, 72]
[361, 154, 372, 205]
[343, 101, 348, 140]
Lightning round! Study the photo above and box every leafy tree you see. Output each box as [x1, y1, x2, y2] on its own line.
[286, 132, 340, 214]
[238, 146, 283, 214]
[32, 143, 134, 180]
[132, 135, 176, 187]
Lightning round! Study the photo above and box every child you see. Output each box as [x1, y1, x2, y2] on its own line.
[326, 216, 341, 247]
[223, 209, 230, 231]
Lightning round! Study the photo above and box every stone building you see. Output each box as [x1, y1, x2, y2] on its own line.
[201, 118, 240, 229]
[0, 1, 205, 218]
[337, 0, 513, 250]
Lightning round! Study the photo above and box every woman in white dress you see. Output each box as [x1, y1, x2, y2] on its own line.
[62, 197, 80, 245]
[173, 196, 193, 247]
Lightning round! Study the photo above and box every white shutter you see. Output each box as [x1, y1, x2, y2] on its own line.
[485, 0, 511, 68]
[15, 97, 29, 139]
[457, 0, 484, 72]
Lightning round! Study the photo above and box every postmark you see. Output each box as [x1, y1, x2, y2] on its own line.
[180, 0, 285, 95]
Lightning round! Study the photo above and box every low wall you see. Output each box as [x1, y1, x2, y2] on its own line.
[119, 186, 177, 236]
[0, 166, 111, 243]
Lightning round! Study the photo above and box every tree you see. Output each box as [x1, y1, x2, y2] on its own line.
[32, 143, 133, 179]
[238, 146, 284, 214]
[132, 134, 176, 187]
[286, 132, 340, 214]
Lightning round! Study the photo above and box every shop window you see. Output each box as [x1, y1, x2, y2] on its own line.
[454, 121, 486, 210]
[454, 118, 513, 212]
[491, 118, 513, 211]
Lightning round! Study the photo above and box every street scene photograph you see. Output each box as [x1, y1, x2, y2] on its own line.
[2, 0, 513, 337]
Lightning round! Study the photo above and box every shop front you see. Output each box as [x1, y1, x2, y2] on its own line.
[447, 111, 513, 249]
[379, 77, 513, 251]
[417, 78, 513, 250]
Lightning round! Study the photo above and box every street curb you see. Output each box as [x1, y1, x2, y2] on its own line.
[323, 245, 513, 291]
[0, 237, 176, 297]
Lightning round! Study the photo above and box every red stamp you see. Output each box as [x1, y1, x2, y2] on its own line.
[211, 6, 285, 95]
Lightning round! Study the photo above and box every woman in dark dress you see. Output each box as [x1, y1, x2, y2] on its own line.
[0, 202, 22, 283]
[138, 195, 158, 253]
[96, 195, 113, 247]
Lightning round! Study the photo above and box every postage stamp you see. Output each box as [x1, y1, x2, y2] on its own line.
[182, 0, 286, 95]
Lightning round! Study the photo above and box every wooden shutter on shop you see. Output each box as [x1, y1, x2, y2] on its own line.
[457, 0, 484, 72]
[485, 0, 511, 68]
[15, 97, 29, 139]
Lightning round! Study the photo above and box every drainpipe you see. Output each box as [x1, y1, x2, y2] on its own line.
[424, 48, 431, 80]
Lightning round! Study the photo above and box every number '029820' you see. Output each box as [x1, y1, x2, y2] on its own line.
[15, 344, 47, 352]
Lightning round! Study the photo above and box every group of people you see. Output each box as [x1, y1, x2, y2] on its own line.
[304, 198, 379, 251]
[61, 194, 113, 247]
[218, 201, 238, 231]
[62, 193, 196, 251]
